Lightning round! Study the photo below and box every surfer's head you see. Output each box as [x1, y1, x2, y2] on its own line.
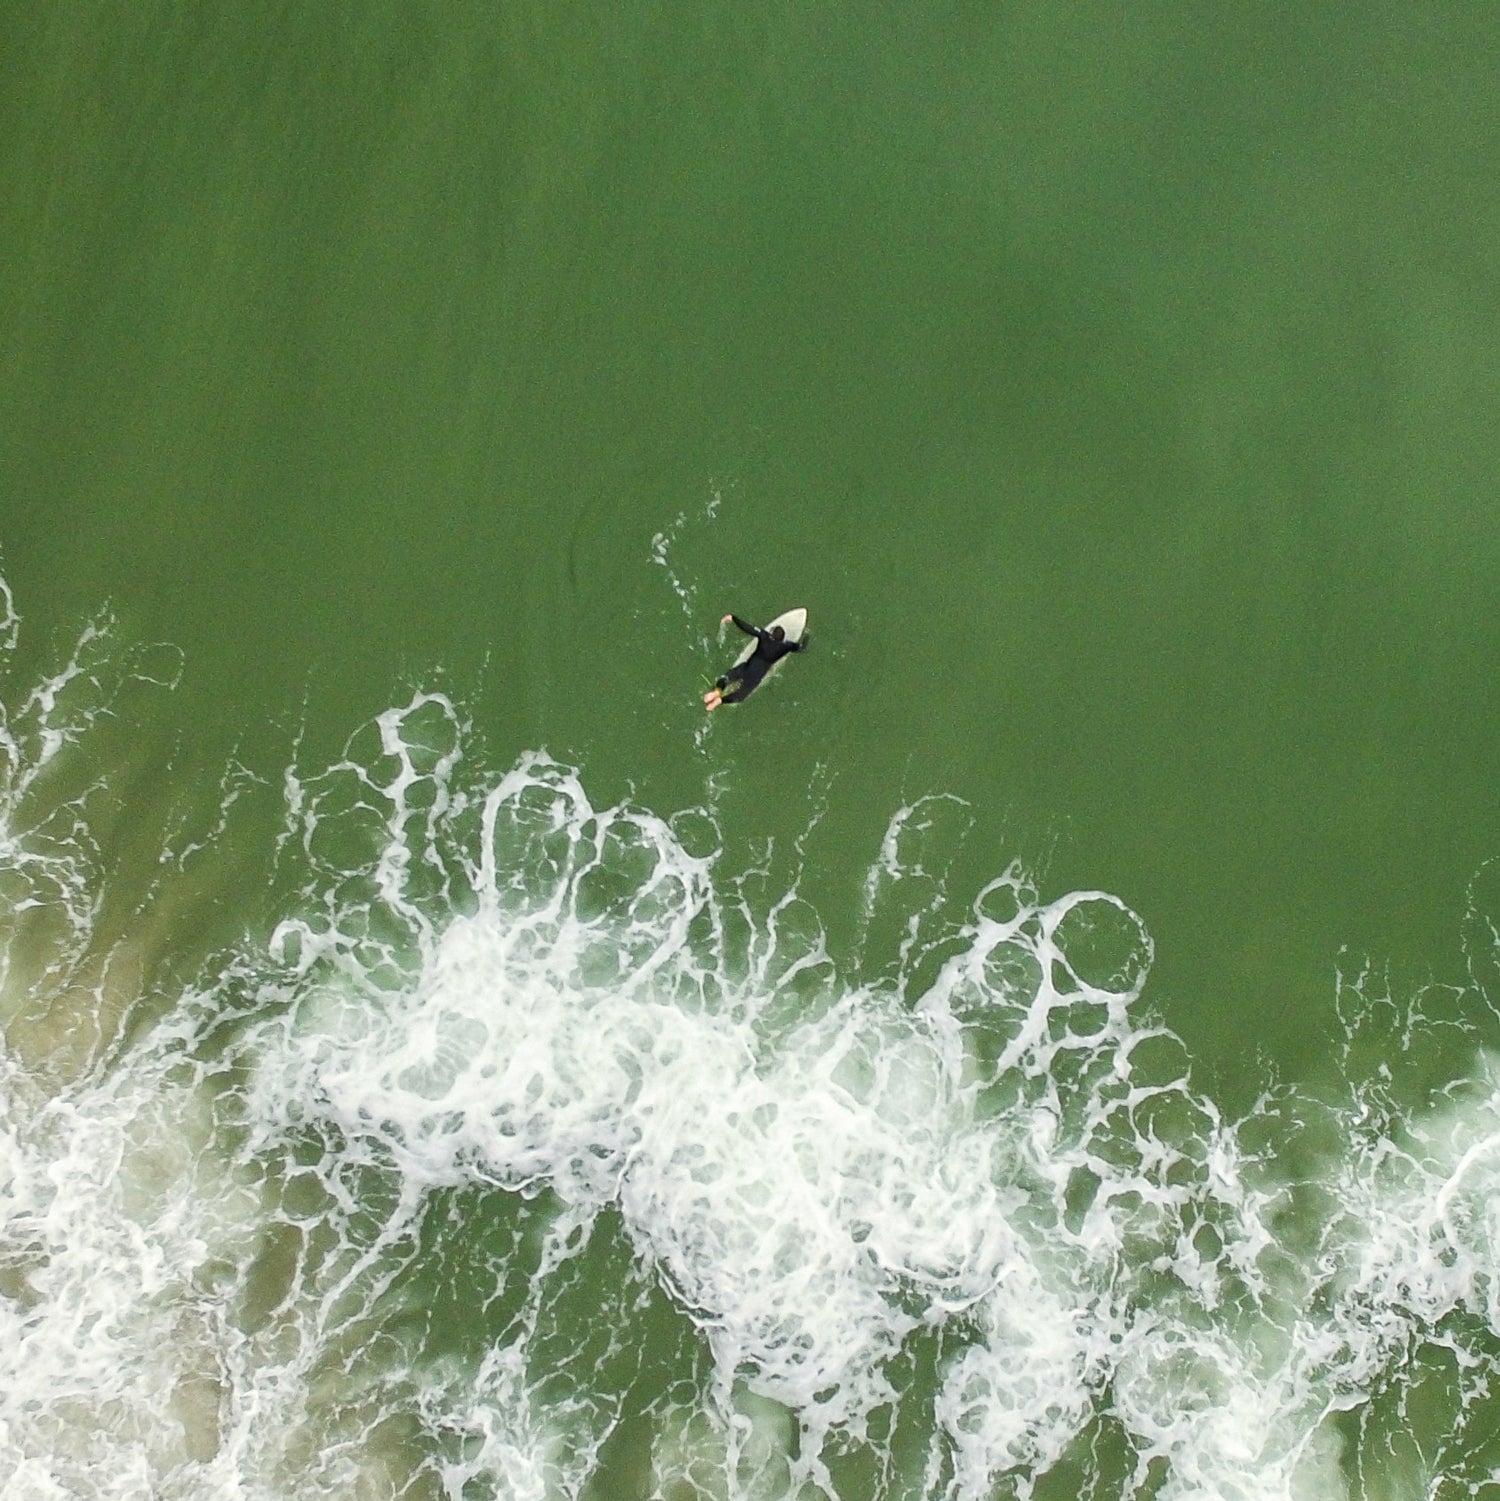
[770, 625, 785, 642]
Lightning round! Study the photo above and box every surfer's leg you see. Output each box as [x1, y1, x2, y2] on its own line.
[720, 661, 767, 704]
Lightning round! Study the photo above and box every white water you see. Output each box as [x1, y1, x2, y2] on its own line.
[2, 597, 1499, 1500]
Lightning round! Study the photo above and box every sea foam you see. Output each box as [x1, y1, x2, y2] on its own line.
[2, 600, 1499, 1499]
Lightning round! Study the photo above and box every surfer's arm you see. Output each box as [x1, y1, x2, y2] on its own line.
[726, 614, 759, 638]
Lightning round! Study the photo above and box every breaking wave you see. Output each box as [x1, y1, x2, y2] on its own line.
[2, 589, 1498, 1500]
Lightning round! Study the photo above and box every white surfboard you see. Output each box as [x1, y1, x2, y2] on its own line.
[733, 607, 807, 671]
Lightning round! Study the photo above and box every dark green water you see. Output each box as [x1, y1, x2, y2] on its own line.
[4, 6, 1500, 1498]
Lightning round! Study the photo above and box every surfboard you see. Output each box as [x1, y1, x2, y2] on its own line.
[733, 607, 807, 670]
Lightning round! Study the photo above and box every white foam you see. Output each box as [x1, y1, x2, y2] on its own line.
[5, 591, 1500, 1499]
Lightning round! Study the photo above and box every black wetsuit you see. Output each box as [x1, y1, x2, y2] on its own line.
[717, 615, 806, 703]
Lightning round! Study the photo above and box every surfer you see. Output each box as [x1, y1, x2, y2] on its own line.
[703, 613, 807, 710]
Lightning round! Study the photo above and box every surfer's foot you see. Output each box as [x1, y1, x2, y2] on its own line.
[703, 689, 722, 710]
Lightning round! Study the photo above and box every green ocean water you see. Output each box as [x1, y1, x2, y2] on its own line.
[4, 5, 1500, 1498]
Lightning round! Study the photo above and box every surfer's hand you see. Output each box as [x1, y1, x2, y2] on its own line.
[720, 614, 732, 624]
